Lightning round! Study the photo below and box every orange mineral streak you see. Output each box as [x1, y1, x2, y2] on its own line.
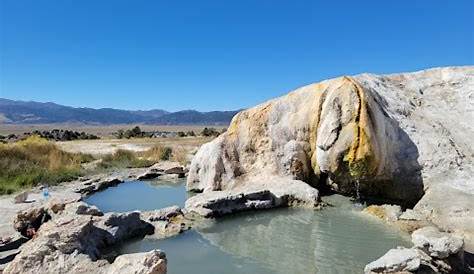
[344, 77, 378, 178]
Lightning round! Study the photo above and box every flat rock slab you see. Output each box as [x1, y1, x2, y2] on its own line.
[185, 177, 319, 217]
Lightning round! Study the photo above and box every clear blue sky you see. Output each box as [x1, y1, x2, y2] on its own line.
[1, 1, 473, 111]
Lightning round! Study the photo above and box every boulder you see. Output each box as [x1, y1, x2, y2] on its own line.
[13, 207, 51, 238]
[364, 247, 425, 273]
[106, 249, 166, 274]
[4, 215, 108, 274]
[187, 74, 428, 206]
[96, 212, 154, 245]
[411, 226, 464, 259]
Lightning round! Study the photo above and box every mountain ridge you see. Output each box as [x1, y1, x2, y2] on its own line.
[0, 98, 239, 125]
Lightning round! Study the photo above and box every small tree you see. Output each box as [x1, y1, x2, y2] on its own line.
[131, 126, 142, 137]
[201, 127, 219, 137]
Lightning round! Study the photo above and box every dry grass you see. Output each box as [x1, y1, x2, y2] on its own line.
[0, 135, 93, 194]
[141, 144, 172, 162]
[98, 149, 152, 169]
[57, 136, 214, 155]
[171, 146, 188, 165]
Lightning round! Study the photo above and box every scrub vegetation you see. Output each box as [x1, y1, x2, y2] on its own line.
[0, 136, 191, 195]
[0, 135, 93, 194]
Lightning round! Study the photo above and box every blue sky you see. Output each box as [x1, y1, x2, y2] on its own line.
[1, 1, 473, 111]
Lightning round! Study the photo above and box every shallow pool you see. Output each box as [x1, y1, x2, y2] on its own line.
[85, 180, 411, 274]
[84, 178, 187, 212]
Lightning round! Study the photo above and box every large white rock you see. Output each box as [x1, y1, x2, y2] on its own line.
[106, 249, 166, 274]
[364, 247, 424, 273]
[411, 226, 464, 259]
[187, 66, 474, 248]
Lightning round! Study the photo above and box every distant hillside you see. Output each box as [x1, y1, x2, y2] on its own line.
[0, 98, 239, 125]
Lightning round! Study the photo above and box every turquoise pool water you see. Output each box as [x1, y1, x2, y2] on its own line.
[85, 179, 411, 274]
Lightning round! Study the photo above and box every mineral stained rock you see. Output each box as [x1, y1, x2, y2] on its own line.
[186, 66, 474, 249]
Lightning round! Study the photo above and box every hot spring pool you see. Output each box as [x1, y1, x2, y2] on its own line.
[85, 179, 411, 274]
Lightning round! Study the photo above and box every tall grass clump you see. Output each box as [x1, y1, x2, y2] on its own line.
[141, 144, 172, 162]
[0, 135, 93, 194]
[171, 146, 188, 165]
[99, 149, 152, 169]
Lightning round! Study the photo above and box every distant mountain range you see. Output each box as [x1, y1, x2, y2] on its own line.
[0, 98, 240, 125]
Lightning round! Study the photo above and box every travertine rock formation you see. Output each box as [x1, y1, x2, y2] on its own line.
[187, 67, 474, 248]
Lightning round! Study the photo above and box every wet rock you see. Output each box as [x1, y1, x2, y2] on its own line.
[106, 249, 166, 274]
[411, 226, 464, 259]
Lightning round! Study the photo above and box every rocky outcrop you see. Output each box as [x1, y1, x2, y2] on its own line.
[365, 226, 467, 273]
[4, 204, 156, 274]
[186, 67, 474, 247]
